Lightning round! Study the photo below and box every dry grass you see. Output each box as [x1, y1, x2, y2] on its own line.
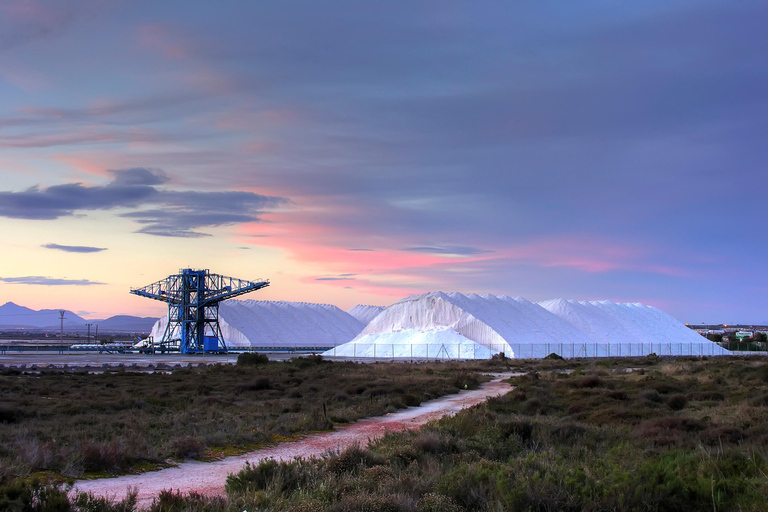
[10, 355, 768, 512]
[0, 357, 488, 480]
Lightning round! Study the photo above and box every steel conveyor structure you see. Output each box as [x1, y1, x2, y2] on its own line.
[130, 269, 269, 353]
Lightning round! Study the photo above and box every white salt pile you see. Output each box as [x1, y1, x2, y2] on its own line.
[324, 292, 729, 359]
[346, 305, 386, 325]
[148, 299, 363, 349]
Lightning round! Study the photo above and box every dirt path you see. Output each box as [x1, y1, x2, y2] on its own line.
[72, 373, 513, 508]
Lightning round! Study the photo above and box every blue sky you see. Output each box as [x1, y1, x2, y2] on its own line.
[0, 0, 766, 323]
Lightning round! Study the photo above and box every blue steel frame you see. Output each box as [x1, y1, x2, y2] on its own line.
[130, 268, 269, 353]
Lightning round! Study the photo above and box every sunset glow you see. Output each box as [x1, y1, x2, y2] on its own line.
[1, 1, 766, 323]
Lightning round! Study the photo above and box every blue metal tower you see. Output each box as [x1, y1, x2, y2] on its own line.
[130, 269, 269, 353]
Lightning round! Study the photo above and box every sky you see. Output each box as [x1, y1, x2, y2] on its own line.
[0, 0, 766, 324]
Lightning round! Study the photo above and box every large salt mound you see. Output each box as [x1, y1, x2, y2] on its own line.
[326, 328, 495, 359]
[148, 299, 363, 349]
[346, 305, 386, 325]
[325, 292, 730, 359]
[325, 292, 595, 359]
[539, 299, 729, 356]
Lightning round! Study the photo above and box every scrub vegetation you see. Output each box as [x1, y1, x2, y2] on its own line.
[0, 356, 485, 485]
[5, 356, 768, 511]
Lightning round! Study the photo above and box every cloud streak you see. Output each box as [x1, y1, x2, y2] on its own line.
[42, 243, 107, 253]
[401, 245, 491, 257]
[0, 276, 105, 286]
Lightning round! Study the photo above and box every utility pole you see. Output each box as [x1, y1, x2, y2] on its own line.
[59, 310, 66, 342]
[86, 323, 93, 342]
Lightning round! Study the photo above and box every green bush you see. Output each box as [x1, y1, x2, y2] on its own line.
[324, 445, 383, 475]
[226, 458, 315, 496]
[290, 355, 327, 368]
[667, 394, 688, 411]
[236, 352, 269, 366]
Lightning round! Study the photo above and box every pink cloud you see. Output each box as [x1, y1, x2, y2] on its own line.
[214, 108, 300, 131]
[0, 60, 51, 91]
[2, 1, 58, 22]
[235, 204, 691, 303]
[0, 127, 174, 149]
[136, 24, 188, 59]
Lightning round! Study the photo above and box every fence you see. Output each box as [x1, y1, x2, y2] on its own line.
[322, 341, 734, 360]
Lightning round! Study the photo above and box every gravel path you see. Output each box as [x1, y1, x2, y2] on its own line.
[72, 373, 513, 508]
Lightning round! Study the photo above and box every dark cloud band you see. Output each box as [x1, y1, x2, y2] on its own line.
[42, 244, 107, 253]
[0, 168, 287, 237]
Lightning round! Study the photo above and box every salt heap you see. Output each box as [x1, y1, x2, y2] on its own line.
[325, 291, 595, 359]
[346, 305, 386, 325]
[324, 292, 729, 359]
[148, 299, 363, 349]
[538, 299, 726, 357]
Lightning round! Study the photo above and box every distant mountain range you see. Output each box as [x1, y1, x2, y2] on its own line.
[0, 302, 157, 332]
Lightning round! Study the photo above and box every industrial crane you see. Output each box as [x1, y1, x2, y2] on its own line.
[130, 268, 269, 353]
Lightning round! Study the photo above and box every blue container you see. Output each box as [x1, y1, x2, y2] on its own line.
[204, 336, 220, 352]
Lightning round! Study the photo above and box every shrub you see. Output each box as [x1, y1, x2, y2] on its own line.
[411, 431, 455, 455]
[236, 352, 269, 366]
[700, 425, 744, 445]
[0, 479, 73, 512]
[688, 391, 725, 402]
[237, 377, 272, 393]
[551, 421, 586, 442]
[73, 487, 138, 512]
[636, 417, 705, 447]
[80, 439, 130, 473]
[749, 392, 768, 407]
[0, 405, 22, 424]
[401, 393, 420, 407]
[492, 351, 509, 360]
[226, 458, 315, 496]
[148, 489, 225, 512]
[171, 436, 205, 459]
[639, 389, 663, 403]
[666, 394, 688, 411]
[438, 461, 500, 510]
[324, 445, 383, 475]
[418, 493, 462, 512]
[757, 364, 768, 383]
[497, 418, 534, 442]
[327, 492, 403, 512]
[576, 375, 603, 388]
[291, 355, 327, 368]
[452, 371, 480, 390]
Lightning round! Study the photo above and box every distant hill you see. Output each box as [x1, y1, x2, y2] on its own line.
[0, 302, 157, 332]
[0, 302, 87, 328]
[97, 315, 157, 332]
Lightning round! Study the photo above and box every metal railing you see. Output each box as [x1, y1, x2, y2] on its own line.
[322, 342, 734, 360]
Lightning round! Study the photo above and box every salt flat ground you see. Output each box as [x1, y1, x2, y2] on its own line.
[72, 374, 514, 508]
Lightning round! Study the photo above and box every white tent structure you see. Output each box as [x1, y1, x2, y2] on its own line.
[324, 292, 730, 359]
[147, 299, 363, 350]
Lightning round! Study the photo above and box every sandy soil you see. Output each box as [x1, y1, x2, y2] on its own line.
[72, 373, 513, 508]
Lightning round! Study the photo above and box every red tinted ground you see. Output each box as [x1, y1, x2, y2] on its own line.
[72, 374, 513, 508]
